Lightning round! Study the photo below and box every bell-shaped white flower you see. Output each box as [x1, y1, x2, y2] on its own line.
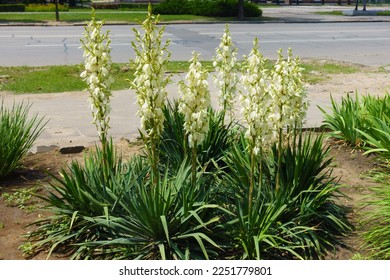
[213, 24, 239, 119]
[130, 7, 171, 143]
[240, 38, 274, 154]
[179, 52, 211, 148]
[270, 48, 308, 132]
[80, 12, 113, 143]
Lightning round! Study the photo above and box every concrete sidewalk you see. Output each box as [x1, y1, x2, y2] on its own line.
[1, 73, 335, 153]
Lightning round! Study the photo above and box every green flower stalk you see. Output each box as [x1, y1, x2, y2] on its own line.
[240, 38, 272, 215]
[80, 11, 113, 148]
[270, 48, 308, 192]
[213, 24, 239, 120]
[179, 51, 211, 187]
[130, 4, 171, 178]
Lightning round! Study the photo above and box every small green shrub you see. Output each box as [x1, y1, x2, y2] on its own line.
[243, 1, 262, 17]
[0, 4, 25, 12]
[0, 99, 46, 178]
[90, 2, 119, 10]
[25, 4, 69, 12]
[154, 0, 190, 15]
[268, 131, 351, 258]
[155, 0, 262, 17]
[119, 3, 150, 10]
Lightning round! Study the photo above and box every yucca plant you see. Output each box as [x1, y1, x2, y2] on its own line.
[28, 141, 149, 259]
[222, 134, 312, 260]
[0, 99, 46, 178]
[267, 130, 352, 258]
[75, 163, 229, 260]
[222, 130, 351, 259]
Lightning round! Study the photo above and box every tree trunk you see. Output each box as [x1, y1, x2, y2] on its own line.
[238, 0, 245, 20]
[55, 0, 60, 22]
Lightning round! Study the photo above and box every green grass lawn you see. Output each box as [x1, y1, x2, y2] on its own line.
[0, 60, 366, 94]
[0, 6, 271, 24]
[0, 61, 214, 94]
[0, 10, 219, 23]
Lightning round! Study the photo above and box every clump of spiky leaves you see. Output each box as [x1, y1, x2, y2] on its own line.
[27, 140, 140, 259]
[319, 93, 389, 160]
[358, 94, 390, 161]
[267, 130, 352, 258]
[222, 130, 351, 259]
[359, 116, 390, 161]
[29, 148, 228, 260]
[0, 99, 46, 178]
[78, 163, 229, 260]
[319, 93, 366, 146]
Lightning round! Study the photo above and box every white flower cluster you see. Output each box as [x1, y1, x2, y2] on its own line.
[179, 52, 211, 148]
[270, 48, 308, 130]
[240, 38, 275, 154]
[130, 8, 171, 142]
[213, 24, 239, 117]
[80, 14, 113, 141]
[239, 41, 309, 154]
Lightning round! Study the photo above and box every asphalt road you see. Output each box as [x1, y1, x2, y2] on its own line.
[1, 22, 390, 67]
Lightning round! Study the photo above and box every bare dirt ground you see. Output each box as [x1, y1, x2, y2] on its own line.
[0, 67, 389, 260]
